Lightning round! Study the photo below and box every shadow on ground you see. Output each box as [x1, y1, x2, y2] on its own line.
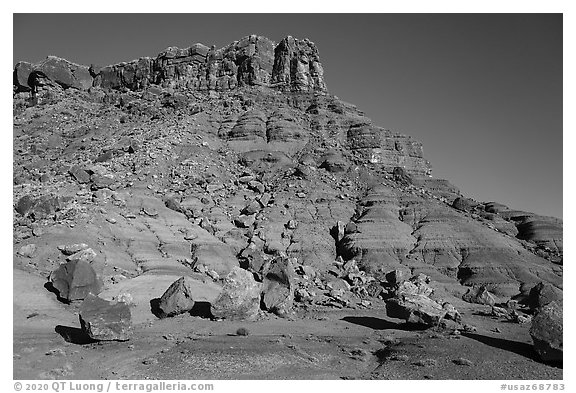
[341, 316, 429, 331]
[55, 325, 96, 345]
[150, 298, 213, 319]
[462, 332, 563, 368]
[43, 282, 69, 304]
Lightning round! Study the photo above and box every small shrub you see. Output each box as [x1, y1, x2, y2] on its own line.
[236, 327, 250, 336]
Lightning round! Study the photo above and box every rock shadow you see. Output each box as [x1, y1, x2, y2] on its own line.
[55, 325, 96, 345]
[189, 301, 213, 318]
[150, 298, 163, 318]
[341, 316, 429, 331]
[150, 298, 213, 319]
[44, 282, 69, 304]
[462, 332, 561, 367]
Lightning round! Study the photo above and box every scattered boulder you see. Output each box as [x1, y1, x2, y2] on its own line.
[396, 276, 433, 297]
[286, 219, 297, 230]
[248, 180, 265, 194]
[211, 267, 261, 320]
[452, 197, 477, 212]
[66, 248, 97, 264]
[527, 282, 563, 310]
[262, 258, 295, 316]
[462, 285, 496, 306]
[49, 260, 102, 302]
[241, 200, 261, 215]
[58, 243, 89, 256]
[385, 273, 459, 327]
[17, 244, 36, 258]
[442, 302, 462, 322]
[157, 276, 222, 318]
[94, 150, 114, 163]
[386, 294, 447, 326]
[15, 195, 35, 216]
[164, 197, 184, 213]
[234, 214, 255, 228]
[332, 221, 346, 243]
[319, 154, 349, 173]
[385, 269, 408, 285]
[69, 165, 91, 183]
[14, 194, 70, 220]
[79, 294, 132, 341]
[530, 301, 563, 363]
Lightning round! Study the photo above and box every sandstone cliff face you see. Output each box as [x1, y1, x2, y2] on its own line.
[14, 35, 328, 94]
[14, 56, 93, 91]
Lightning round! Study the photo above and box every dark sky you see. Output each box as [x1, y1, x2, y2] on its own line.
[13, 14, 563, 219]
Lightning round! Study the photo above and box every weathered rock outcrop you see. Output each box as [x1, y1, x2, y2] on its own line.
[339, 185, 561, 298]
[15, 35, 328, 94]
[483, 203, 563, 254]
[14, 56, 92, 92]
[347, 123, 431, 176]
[271, 36, 327, 92]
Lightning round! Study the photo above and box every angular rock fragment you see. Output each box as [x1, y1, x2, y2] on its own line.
[69, 165, 90, 183]
[241, 200, 261, 216]
[527, 282, 563, 310]
[66, 248, 97, 264]
[211, 267, 261, 320]
[157, 276, 222, 318]
[386, 294, 447, 326]
[15, 195, 35, 216]
[50, 260, 102, 302]
[58, 243, 89, 256]
[462, 285, 496, 306]
[234, 214, 255, 228]
[164, 197, 184, 213]
[385, 269, 408, 286]
[79, 294, 132, 341]
[262, 258, 295, 316]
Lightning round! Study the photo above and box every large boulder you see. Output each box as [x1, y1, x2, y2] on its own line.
[527, 282, 563, 310]
[261, 258, 295, 316]
[157, 276, 222, 317]
[13, 61, 35, 91]
[211, 267, 261, 320]
[14, 194, 73, 220]
[386, 294, 447, 326]
[79, 294, 132, 341]
[452, 197, 477, 212]
[530, 301, 563, 363]
[49, 260, 102, 302]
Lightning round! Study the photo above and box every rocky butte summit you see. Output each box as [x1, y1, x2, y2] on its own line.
[13, 35, 563, 379]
